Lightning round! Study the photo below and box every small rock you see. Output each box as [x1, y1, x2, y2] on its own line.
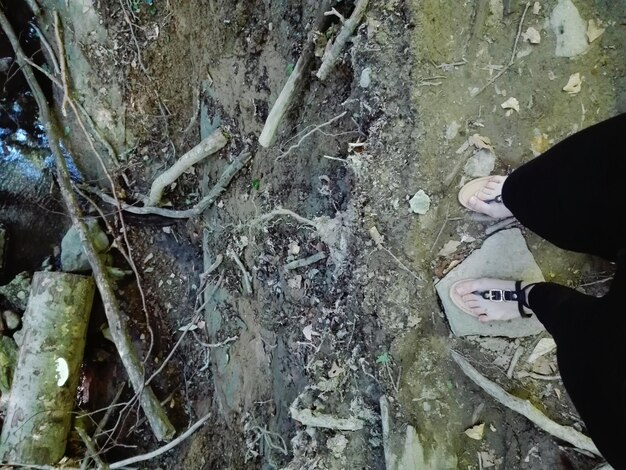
[360, 67, 372, 88]
[327, 434, 348, 457]
[532, 2, 541, 15]
[61, 220, 110, 272]
[446, 120, 461, 140]
[0, 272, 31, 310]
[409, 190, 431, 215]
[464, 423, 485, 440]
[549, 0, 589, 58]
[1, 310, 20, 330]
[522, 26, 541, 44]
[464, 149, 496, 177]
[586, 19, 605, 43]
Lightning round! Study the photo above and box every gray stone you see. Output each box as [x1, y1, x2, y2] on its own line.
[409, 190, 431, 215]
[464, 150, 496, 177]
[61, 220, 109, 273]
[1, 310, 20, 330]
[360, 67, 372, 88]
[549, 0, 589, 58]
[435, 229, 545, 337]
[0, 272, 31, 311]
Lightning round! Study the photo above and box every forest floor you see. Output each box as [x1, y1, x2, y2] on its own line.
[1, 0, 625, 468]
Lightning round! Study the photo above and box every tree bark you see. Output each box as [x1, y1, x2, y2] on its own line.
[0, 272, 95, 465]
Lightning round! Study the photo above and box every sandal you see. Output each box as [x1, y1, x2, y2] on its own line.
[458, 176, 504, 211]
[450, 279, 538, 319]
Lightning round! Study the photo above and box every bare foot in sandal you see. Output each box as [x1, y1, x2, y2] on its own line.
[465, 176, 514, 219]
[451, 278, 535, 322]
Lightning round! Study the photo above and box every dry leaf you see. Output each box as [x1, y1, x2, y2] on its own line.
[328, 362, 345, 378]
[501, 97, 520, 113]
[303, 324, 320, 341]
[437, 240, 461, 257]
[586, 19, 605, 43]
[527, 337, 556, 363]
[468, 134, 493, 151]
[522, 26, 541, 44]
[563, 73, 582, 95]
[530, 131, 550, 156]
[464, 423, 485, 440]
[288, 275, 303, 289]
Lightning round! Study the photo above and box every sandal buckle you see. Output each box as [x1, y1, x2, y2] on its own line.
[487, 289, 504, 301]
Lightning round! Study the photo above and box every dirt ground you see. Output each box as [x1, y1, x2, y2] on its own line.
[2, 0, 626, 468]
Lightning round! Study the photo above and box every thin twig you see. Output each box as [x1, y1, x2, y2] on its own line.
[76, 427, 109, 470]
[109, 413, 211, 469]
[507, 345, 524, 379]
[473, 2, 530, 97]
[228, 248, 253, 295]
[276, 111, 347, 161]
[283, 252, 327, 271]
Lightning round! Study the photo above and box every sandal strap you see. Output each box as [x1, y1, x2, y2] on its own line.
[483, 194, 503, 204]
[477, 281, 538, 318]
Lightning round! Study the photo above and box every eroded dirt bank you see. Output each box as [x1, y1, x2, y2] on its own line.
[2, 0, 625, 468]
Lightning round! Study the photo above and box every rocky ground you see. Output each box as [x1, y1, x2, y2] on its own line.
[1, 0, 625, 468]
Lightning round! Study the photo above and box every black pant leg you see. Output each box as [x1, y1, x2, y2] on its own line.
[501, 113, 626, 261]
[528, 282, 626, 468]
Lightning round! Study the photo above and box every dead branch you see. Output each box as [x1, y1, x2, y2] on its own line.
[276, 111, 347, 161]
[316, 0, 370, 81]
[507, 345, 524, 379]
[379, 395, 393, 470]
[76, 427, 108, 470]
[25, 0, 41, 16]
[0, 11, 175, 442]
[149, 128, 228, 205]
[258, 0, 333, 147]
[246, 208, 319, 229]
[108, 413, 211, 469]
[451, 350, 600, 456]
[473, 2, 530, 97]
[485, 216, 517, 235]
[283, 252, 327, 271]
[227, 248, 253, 295]
[290, 391, 364, 431]
[89, 151, 252, 218]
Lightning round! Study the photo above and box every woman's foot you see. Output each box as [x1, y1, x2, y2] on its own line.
[466, 175, 514, 219]
[453, 278, 535, 322]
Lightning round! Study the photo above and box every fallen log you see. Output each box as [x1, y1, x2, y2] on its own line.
[0, 11, 175, 441]
[0, 272, 95, 464]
